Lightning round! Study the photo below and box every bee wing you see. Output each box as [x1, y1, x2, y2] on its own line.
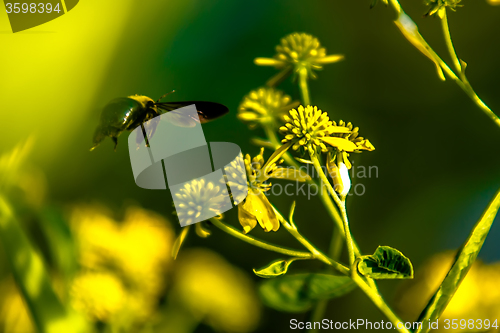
[156, 101, 229, 127]
[136, 116, 160, 147]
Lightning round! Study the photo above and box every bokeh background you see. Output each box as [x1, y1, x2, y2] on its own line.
[1, 0, 500, 332]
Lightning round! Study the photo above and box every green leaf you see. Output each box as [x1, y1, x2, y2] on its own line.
[253, 258, 298, 278]
[0, 196, 89, 333]
[258, 273, 356, 312]
[358, 246, 413, 279]
[39, 207, 79, 289]
[415, 189, 500, 333]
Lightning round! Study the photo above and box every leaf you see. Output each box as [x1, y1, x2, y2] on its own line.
[358, 246, 413, 279]
[38, 207, 79, 289]
[394, 12, 446, 81]
[253, 258, 298, 278]
[258, 273, 356, 312]
[0, 197, 89, 333]
[415, 189, 500, 333]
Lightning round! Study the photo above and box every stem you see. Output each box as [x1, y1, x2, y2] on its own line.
[209, 217, 313, 258]
[387, 0, 500, 129]
[262, 125, 346, 238]
[352, 269, 411, 333]
[298, 67, 311, 106]
[309, 151, 361, 258]
[308, 227, 344, 333]
[274, 204, 407, 333]
[339, 200, 356, 267]
[440, 10, 461, 74]
[329, 228, 344, 262]
[276, 212, 350, 275]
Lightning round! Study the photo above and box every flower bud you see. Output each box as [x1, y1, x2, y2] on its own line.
[327, 159, 351, 198]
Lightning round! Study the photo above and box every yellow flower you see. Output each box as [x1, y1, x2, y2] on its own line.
[279, 105, 353, 153]
[255, 32, 344, 85]
[174, 178, 229, 226]
[70, 272, 125, 321]
[70, 205, 173, 321]
[326, 119, 375, 169]
[171, 248, 261, 333]
[238, 148, 310, 233]
[222, 153, 248, 205]
[171, 178, 231, 258]
[238, 87, 299, 129]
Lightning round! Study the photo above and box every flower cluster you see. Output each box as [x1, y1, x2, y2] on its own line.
[238, 87, 299, 129]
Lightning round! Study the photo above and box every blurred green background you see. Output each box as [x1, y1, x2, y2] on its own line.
[1, 0, 500, 332]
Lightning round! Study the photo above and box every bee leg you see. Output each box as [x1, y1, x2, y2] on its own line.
[112, 137, 118, 151]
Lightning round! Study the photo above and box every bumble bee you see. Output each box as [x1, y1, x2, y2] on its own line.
[91, 91, 229, 151]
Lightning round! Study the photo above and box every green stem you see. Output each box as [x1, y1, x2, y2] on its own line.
[329, 228, 344, 263]
[352, 268, 411, 333]
[262, 125, 346, 238]
[209, 217, 313, 258]
[309, 151, 360, 258]
[298, 67, 311, 106]
[273, 203, 408, 333]
[275, 211, 350, 275]
[440, 10, 461, 74]
[308, 227, 344, 333]
[339, 200, 356, 267]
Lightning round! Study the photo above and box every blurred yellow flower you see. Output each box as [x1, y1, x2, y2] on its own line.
[487, 0, 500, 5]
[70, 272, 125, 322]
[397, 252, 500, 332]
[238, 87, 299, 129]
[70, 205, 174, 321]
[172, 248, 261, 333]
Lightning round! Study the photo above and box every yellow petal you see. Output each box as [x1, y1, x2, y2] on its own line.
[320, 137, 358, 152]
[241, 191, 279, 232]
[315, 54, 345, 64]
[329, 126, 351, 134]
[238, 204, 257, 234]
[254, 57, 285, 67]
[237, 112, 259, 121]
